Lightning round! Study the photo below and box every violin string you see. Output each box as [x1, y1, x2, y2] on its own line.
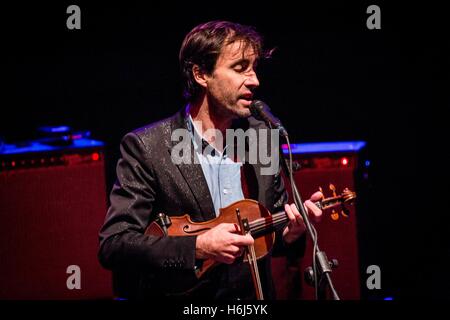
[249, 199, 331, 232]
[249, 213, 288, 234]
[249, 214, 285, 229]
[250, 213, 286, 228]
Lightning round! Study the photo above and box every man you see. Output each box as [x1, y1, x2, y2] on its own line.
[98, 20, 322, 300]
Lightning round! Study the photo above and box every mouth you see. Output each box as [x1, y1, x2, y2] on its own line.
[238, 94, 254, 106]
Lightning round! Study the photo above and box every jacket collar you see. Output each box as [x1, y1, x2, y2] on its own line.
[167, 107, 216, 221]
[167, 106, 262, 221]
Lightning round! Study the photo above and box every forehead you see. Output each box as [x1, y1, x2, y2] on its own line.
[217, 40, 258, 64]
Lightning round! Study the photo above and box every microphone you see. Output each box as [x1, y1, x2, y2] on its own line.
[248, 100, 288, 137]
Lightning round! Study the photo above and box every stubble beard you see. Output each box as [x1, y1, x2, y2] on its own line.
[207, 94, 251, 123]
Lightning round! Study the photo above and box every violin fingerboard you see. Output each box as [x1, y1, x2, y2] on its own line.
[314, 201, 323, 210]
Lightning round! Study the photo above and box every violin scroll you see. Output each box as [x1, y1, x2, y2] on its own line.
[316, 184, 357, 219]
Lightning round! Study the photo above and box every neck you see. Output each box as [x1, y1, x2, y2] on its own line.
[188, 98, 233, 150]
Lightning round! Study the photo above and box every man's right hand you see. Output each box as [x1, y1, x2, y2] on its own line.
[195, 223, 254, 264]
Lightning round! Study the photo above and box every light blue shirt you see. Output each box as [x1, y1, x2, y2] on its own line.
[186, 112, 245, 217]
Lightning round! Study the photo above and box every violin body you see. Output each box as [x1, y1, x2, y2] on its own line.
[144, 187, 356, 296]
[145, 199, 276, 280]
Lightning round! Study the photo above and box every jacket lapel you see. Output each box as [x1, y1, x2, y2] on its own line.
[168, 109, 216, 221]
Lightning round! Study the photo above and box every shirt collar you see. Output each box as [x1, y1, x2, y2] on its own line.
[186, 104, 226, 157]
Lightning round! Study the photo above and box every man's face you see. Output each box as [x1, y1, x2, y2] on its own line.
[204, 40, 260, 119]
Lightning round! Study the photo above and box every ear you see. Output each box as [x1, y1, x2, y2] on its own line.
[192, 64, 209, 89]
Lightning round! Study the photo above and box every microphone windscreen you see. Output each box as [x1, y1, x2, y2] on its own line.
[249, 100, 265, 119]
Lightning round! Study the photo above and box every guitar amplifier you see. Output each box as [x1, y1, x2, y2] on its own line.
[0, 137, 113, 299]
[271, 141, 369, 300]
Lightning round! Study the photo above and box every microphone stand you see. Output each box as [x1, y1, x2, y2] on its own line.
[278, 133, 340, 300]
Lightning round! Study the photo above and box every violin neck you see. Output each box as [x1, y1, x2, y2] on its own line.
[248, 200, 321, 238]
[248, 210, 288, 238]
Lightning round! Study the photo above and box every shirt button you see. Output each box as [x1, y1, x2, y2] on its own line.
[223, 189, 229, 194]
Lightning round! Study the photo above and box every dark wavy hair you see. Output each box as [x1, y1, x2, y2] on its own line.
[179, 21, 270, 102]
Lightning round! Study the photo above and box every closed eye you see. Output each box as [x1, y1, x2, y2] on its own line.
[232, 60, 250, 73]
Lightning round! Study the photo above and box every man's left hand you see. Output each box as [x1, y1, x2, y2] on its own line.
[282, 191, 323, 244]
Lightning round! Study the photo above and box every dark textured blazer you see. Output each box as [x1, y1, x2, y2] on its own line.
[98, 107, 304, 300]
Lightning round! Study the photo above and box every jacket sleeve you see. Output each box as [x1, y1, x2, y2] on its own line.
[98, 132, 197, 274]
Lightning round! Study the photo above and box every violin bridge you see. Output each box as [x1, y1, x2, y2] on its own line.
[235, 208, 250, 234]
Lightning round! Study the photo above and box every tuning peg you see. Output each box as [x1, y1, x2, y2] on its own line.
[331, 209, 339, 221]
[341, 206, 350, 218]
[318, 186, 326, 200]
[329, 183, 337, 197]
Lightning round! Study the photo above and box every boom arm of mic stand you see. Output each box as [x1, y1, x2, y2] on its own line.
[278, 136, 340, 300]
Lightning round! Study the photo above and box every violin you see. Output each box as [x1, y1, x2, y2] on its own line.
[145, 185, 356, 295]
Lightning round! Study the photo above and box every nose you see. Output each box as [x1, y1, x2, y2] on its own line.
[244, 70, 260, 88]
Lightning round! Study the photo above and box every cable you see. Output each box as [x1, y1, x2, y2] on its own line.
[285, 136, 321, 299]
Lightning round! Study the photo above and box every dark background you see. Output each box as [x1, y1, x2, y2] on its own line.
[1, 1, 448, 299]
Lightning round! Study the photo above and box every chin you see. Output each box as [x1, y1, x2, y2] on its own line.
[233, 107, 251, 118]
[236, 102, 253, 117]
